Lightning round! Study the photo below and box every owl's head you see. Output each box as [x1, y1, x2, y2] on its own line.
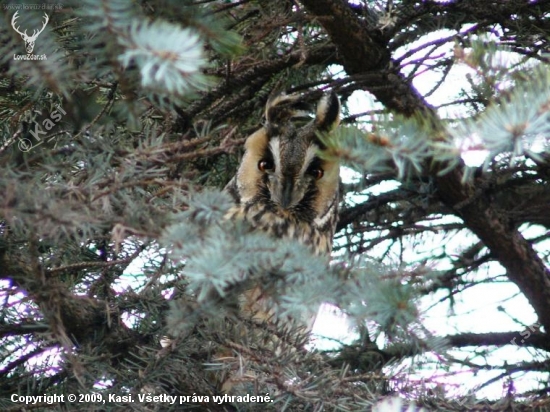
[234, 92, 341, 222]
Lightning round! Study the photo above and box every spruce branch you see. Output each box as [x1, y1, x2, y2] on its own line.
[118, 19, 208, 96]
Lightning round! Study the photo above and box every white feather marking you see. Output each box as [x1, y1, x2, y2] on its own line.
[313, 195, 336, 227]
[299, 145, 319, 176]
[269, 138, 281, 173]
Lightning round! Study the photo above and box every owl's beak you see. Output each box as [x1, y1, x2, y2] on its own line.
[279, 177, 294, 209]
[271, 175, 299, 210]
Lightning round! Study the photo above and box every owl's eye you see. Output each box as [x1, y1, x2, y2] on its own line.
[307, 158, 324, 180]
[308, 167, 324, 180]
[258, 159, 274, 172]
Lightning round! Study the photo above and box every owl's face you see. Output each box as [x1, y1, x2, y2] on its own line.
[233, 93, 341, 223]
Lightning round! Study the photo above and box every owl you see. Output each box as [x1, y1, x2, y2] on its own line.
[225, 91, 341, 257]
[217, 91, 341, 392]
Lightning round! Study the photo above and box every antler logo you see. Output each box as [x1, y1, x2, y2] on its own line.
[11, 11, 49, 54]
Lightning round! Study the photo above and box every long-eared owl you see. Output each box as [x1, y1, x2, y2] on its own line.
[217, 92, 341, 392]
[225, 92, 341, 257]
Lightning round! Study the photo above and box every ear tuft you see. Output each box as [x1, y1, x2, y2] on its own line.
[265, 93, 312, 125]
[315, 92, 340, 131]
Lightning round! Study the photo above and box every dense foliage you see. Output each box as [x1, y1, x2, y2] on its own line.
[1, 0, 550, 410]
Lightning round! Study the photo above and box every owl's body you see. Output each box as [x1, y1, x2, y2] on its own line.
[225, 92, 341, 257]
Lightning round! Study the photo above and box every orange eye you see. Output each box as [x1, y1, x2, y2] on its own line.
[258, 159, 274, 172]
[309, 168, 324, 180]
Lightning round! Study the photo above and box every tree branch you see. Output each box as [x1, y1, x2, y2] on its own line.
[300, 0, 550, 333]
[300, 0, 431, 116]
[447, 331, 550, 353]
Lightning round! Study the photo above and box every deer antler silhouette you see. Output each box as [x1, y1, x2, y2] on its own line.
[11, 11, 49, 54]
